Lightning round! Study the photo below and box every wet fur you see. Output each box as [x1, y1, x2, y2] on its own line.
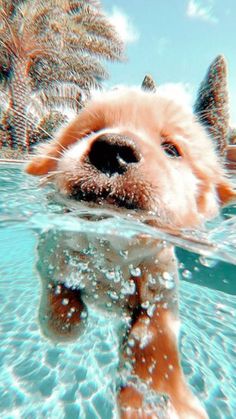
[26, 86, 236, 418]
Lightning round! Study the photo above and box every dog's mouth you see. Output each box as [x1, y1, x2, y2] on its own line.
[69, 187, 141, 211]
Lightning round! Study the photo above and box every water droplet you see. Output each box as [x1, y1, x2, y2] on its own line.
[155, 294, 163, 302]
[62, 298, 69, 305]
[119, 250, 128, 259]
[182, 269, 192, 279]
[78, 262, 90, 273]
[105, 271, 116, 281]
[55, 285, 61, 295]
[141, 301, 150, 309]
[107, 290, 119, 301]
[128, 338, 135, 347]
[129, 265, 142, 278]
[121, 280, 136, 295]
[126, 347, 132, 356]
[81, 311, 87, 319]
[159, 272, 175, 289]
[199, 256, 218, 268]
[147, 304, 156, 317]
[162, 272, 172, 280]
[148, 274, 157, 287]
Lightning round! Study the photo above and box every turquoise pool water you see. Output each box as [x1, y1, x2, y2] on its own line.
[0, 164, 235, 418]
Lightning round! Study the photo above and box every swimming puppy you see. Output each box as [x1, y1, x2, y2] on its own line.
[26, 82, 235, 418]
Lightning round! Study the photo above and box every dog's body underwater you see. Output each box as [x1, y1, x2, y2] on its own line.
[26, 84, 235, 419]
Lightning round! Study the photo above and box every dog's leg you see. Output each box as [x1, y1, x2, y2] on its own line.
[118, 250, 207, 419]
[41, 282, 87, 340]
[36, 231, 87, 341]
[38, 281, 87, 341]
[119, 305, 207, 418]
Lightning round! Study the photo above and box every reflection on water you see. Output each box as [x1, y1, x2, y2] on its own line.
[0, 164, 236, 418]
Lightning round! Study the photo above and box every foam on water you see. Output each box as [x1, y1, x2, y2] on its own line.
[0, 164, 236, 418]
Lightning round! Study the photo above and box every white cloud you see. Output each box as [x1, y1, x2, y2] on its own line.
[186, 0, 218, 24]
[158, 83, 194, 112]
[107, 6, 139, 44]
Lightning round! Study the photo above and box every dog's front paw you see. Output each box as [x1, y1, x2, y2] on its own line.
[118, 386, 168, 419]
[39, 283, 87, 341]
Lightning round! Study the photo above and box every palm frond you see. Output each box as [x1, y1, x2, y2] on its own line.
[34, 83, 85, 112]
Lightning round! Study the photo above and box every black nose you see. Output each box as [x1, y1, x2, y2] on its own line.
[88, 133, 141, 176]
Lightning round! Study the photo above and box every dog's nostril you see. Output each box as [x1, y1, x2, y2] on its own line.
[88, 134, 141, 176]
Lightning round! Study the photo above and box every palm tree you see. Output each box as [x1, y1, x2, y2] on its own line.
[0, 0, 124, 151]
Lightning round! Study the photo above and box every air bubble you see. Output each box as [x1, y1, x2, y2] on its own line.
[199, 256, 218, 268]
[126, 347, 132, 356]
[162, 272, 172, 281]
[120, 250, 128, 259]
[129, 265, 142, 278]
[159, 272, 175, 290]
[81, 311, 87, 319]
[105, 270, 116, 281]
[121, 280, 136, 295]
[107, 290, 119, 301]
[148, 274, 157, 287]
[141, 301, 150, 309]
[182, 269, 192, 279]
[128, 338, 135, 347]
[62, 298, 69, 305]
[147, 304, 156, 317]
[155, 294, 163, 302]
[55, 285, 62, 295]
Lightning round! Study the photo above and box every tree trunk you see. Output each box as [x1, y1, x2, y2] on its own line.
[8, 57, 31, 150]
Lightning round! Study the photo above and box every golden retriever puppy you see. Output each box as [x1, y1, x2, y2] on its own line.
[26, 83, 235, 419]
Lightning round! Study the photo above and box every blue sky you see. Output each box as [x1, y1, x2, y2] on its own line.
[102, 0, 236, 124]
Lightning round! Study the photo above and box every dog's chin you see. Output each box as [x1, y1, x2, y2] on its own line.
[68, 188, 142, 211]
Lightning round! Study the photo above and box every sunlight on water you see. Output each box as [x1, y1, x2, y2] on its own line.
[0, 163, 236, 419]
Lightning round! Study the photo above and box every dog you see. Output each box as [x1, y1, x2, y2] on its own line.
[26, 81, 235, 418]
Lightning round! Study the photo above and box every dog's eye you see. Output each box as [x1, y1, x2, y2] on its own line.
[161, 141, 181, 158]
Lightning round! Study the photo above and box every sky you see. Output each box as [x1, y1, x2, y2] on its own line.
[102, 0, 236, 124]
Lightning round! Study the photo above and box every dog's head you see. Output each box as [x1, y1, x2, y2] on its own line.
[26, 81, 235, 229]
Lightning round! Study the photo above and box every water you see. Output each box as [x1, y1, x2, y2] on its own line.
[0, 163, 236, 418]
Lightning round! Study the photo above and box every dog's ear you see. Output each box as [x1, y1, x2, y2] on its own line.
[26, 105, 104, 176]
[194, 55, 229, 154]
[216, 180, 236, 206]
[141, 74, 157, 92]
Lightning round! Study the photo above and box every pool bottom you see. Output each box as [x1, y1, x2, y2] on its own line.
[0, 225, 235, 418]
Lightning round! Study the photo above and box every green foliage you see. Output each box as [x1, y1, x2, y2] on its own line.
[0, 0, 124, 151]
